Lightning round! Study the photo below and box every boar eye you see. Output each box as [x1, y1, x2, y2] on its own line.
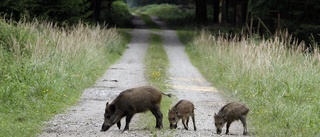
[106, 115, 111, 119]
[219, 122, 223, 125]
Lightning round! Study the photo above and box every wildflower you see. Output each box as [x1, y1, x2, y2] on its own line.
[151, 71, 161, 79]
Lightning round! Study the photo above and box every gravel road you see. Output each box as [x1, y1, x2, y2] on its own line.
[39, 15, 249, 137]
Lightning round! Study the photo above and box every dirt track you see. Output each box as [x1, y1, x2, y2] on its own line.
[39, 15, 249, 137]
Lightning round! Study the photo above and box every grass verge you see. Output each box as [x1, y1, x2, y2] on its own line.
[0, 19, 128, 137]
[179, 30, 320, 137]
[144, 33, 173, 134]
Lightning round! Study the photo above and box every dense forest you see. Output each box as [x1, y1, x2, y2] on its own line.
[1, 0, 319, 44]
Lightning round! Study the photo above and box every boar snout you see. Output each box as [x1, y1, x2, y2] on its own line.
[214, 102, 249, 135]
[216, 128, 222, 134]
[168, 100, 196, 131]
[170, 123, 177, 129]
[101, 124, 111, 132]
[214, 114, 225, 134]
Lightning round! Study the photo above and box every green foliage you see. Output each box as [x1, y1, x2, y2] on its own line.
[135, 13, 160, 29]
[248, 0, 320, 44]
[136, 4, 195, 29]
[138, 4, 188, 20]
[294, 24, 320, 45]
[111, 1, 133, 27]
[0, 0, 27, 20]
[30, 0, 91, 24]
[0, 0, 91, 24]
[125, 0, 194, 8]
[248, 0, 274, 18]
[0, 19, 127, 136]
[182, 30, 320, 136]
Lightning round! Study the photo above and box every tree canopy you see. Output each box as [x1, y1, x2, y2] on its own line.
[249, 0, 320, 43]
[0, 0, 90, 24]
[0, 0, 319, 43]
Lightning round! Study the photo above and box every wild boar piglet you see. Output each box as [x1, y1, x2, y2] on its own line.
[168, 100, 196, 131]
[214, 102, 249, 135]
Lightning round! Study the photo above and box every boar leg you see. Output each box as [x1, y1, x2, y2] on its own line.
[182, 118, 189, 130]
[186, 117, 189, 127]
[117, 121, 121, 129]
[240, 115, 248, 135]
[123, 114, 134, 131]
[192, 114, 197, 131]
[226, 121, 232, 134]
[150, 107, 163, 129]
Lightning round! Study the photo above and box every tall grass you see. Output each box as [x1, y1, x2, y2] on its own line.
[183, 30, 320, 136]
[0, 19, 127, 137]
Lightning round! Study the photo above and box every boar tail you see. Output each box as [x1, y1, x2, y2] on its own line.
[162, 92, 172, 98]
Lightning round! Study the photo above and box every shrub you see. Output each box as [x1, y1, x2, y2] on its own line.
[111, 0, 133, 27]
[136, 4, 195, 29]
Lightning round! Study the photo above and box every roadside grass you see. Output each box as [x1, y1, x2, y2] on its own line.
[144, 33, 173, 134]
[179, 30, 320, 137]
[0, 19, 128, 137]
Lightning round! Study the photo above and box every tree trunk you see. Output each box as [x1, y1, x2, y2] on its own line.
[213, 0, 219, 23]
[195, 0, 207, 23]
[221, 0, 227, 23]
[92, 0, 101, 22]
[107, 0, 113, 24]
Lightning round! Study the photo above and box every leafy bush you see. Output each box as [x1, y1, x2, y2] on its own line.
[136, 4, 195, 29]
[111, 0, 133, 27]
[0, 0, 91, 24]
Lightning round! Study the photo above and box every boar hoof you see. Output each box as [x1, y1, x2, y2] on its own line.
[117, 122, 121, 129]
[156, 125, 163, 129]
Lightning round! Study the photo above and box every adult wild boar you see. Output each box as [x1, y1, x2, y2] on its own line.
[168, 100, 196, 131]
[214, 102, 249, 135]
[101, 86, 171, 132]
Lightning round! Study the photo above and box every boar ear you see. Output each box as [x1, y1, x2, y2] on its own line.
[106, 102, 109, 106]
[175, 110, 181, 116]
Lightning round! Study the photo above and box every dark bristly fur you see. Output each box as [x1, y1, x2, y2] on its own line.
[101, 86, 171, 132]
[214, 102, 249, 135]
[168, 100, 197, 131]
